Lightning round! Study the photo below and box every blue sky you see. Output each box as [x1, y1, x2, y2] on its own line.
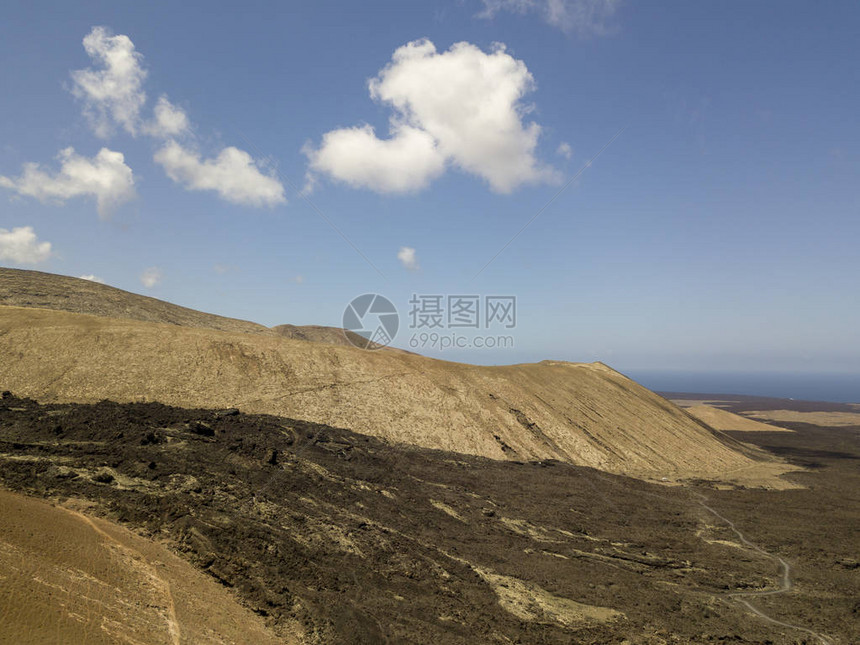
[1, 1, 858, 373]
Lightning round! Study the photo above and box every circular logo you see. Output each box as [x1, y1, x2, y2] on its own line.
[342, 293, 399, 350]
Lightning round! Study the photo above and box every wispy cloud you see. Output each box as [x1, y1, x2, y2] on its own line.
[71, 26, 148, 137]
[140, 266, 162, 288]
[556, 142, 573, 159]
[0, 226, 53, 265]
[78, 274, 106, 284]
[0, 147, 136, 218]
[305, 39, 559, 194]
[479, 0, 621, 36]
[143, 96, 190, 138]
[71, 26, 284, 207]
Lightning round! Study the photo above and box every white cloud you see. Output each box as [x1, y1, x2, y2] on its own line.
[557, 141, 573, 159]
[479, 0, 620, 36]
[78, 274, 106, 284]
[305, 39, 557, 195]
[397, 246, 420, 271]
[71, 26, 282, 208]
[143, 96, 190, 138]
[154, 140, 285, 207]
[0, 147, 136, 218]
[71, 26, 147, 137]
[305, 124, 445, 193]
[0, 226, 52, 264]
[140, 266, 162, 288]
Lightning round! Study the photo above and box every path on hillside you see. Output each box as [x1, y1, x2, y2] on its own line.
[61, 506, 182, 645]
[588, 471, 834, 644]
[694, 494, 833, 645]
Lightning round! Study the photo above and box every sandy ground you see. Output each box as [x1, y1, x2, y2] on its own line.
[684, 405, 793, 432]
[0, 489, 295, 645]
[746, 410, 860, 427]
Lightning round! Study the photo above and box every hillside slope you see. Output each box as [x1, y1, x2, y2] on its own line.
[0, 488, 295, 644]
[0, 268, 268, 334]
[0, 304, 793, 485]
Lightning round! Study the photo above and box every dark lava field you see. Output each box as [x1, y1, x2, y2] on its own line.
[0, 392, 857, 644]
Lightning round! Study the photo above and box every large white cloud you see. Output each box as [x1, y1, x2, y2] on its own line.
[306, 125, 444, 194]
[0, 147, 136, 218]
[71, 26, 148, 137]
[154, 141, 286, 207]
[305, 39, 557, 194]
[479, 0, 620, 36]
[0, 226, 52, 265]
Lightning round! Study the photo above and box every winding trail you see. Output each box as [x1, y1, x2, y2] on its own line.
[694, 494, 833, 645]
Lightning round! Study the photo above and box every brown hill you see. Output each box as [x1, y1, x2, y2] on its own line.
[0, 301, 793, 486]
[0, 267, 267, 334]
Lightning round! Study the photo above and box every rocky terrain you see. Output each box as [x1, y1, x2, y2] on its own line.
[1, 268, 855, 644]
[1, 392, 856, 644]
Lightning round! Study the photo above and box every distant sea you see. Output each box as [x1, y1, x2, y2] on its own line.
[625, 371, 860, 404]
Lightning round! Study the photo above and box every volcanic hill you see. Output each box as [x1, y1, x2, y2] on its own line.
[0, 268, 794, 485]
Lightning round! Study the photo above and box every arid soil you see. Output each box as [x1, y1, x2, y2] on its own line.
[1, 393, 856, 644]
[0, 489, 292, 645]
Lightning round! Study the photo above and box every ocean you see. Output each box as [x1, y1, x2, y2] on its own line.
[625, 370, 860, 404]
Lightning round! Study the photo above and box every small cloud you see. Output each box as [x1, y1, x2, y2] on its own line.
[478, 0, 621, 36]
[140, 266, 162, 288]
[0, 226, 52, 265]
[78, 274, 106, 284]
[213, 263, 237, 275]
[143, 96, 190, 138]
[0, 147, 136, 218]
[290, 275, 304, 284]
[397, 246, 420, 271]
[154, 140, 285, 207]
[556, 142, 573, 159]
